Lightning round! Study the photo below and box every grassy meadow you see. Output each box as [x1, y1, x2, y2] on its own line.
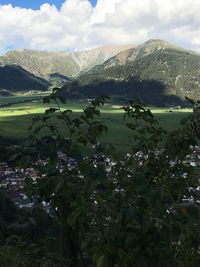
[0, 93, 192, 151]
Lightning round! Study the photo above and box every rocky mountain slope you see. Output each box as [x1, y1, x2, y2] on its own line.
[0, 45, 135, 84]
[71, 45, 134, 73]
[63, 39, 200, 105]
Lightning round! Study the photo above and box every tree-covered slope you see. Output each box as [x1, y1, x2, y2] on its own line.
[63, 39, 200, 104]
[0, 65, 50, 92]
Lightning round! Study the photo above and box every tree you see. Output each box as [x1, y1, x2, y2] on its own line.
[17, 92, 200, 266]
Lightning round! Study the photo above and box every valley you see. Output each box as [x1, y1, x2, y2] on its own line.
[0, 93, 192, 151]
[1, 0, 200, 264]
[0, 38, 199, 267]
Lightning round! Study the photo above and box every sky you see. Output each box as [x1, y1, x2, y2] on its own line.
[0, 0, 200, 54]
[0, 0, 97, 9]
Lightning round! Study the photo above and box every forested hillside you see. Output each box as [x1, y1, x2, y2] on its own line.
[61, 40, 200, 105]
[0, 65, 50, 92]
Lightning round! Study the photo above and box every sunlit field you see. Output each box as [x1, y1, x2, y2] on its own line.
[0, 94, 192, 150]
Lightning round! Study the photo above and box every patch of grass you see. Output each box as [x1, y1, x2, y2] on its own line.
[0, 92, 50, 105]
[0, 95, 192, 151]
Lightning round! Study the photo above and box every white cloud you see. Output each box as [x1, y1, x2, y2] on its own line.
[0, 0, 200, 53]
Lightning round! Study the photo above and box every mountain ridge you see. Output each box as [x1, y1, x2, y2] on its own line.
[61, 39, 200, 105]
[0, 45, 135, 85]
[1, 39, 200, 105]
[0, 65, 50, 92]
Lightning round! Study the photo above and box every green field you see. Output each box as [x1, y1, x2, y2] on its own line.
[0, 94, 193, 151]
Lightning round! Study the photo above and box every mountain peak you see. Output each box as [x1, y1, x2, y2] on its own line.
[144, 39, 169, 44]
[99, 39, 185, 68]
[74, 39, 200, 105]
[142, 39, 174, 49]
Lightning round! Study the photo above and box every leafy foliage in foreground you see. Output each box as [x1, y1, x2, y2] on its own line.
[1, 91, 200, 266]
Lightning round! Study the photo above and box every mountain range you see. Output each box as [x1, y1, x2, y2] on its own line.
[61, 39, 200, 105]
[0, 45, 134, 85]
[0, 39, 200, 105]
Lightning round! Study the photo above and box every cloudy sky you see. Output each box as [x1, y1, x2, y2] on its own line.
[0, 0, 200, 54]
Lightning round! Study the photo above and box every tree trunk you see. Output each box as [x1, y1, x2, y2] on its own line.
[60, 224, 79, 266]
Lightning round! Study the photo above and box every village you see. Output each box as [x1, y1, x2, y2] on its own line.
[0, 146, 200, 210]
[0, 162, 37, 208]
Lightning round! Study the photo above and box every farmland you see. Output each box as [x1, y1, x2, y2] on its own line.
[0, 93, 192, 151]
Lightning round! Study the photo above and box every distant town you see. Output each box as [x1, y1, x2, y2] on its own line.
[1, 146, 200, 211]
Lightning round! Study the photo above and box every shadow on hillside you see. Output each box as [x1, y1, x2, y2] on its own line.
[64, 79, 187, 107]
[49, 73, 71, 82]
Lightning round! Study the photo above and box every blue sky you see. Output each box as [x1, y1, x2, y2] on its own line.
[0, 0, 97, 9]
